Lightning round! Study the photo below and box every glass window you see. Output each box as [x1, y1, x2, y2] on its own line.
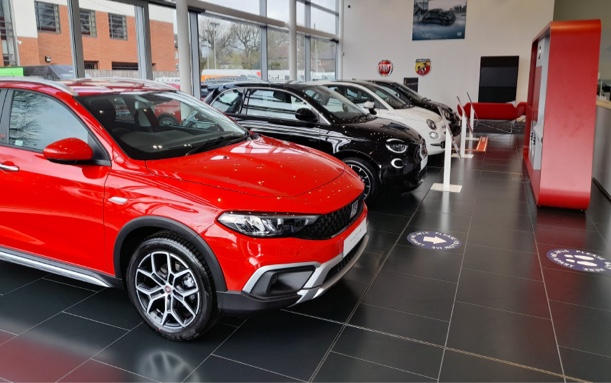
[311, 8, 336, 34]
[303, 86, 365, 121]
[149, 4, 179, 81]
[109, 13, 127, 40]
[200, 0, 260, 15]
[80, 9, 97, 37]
[244, 89, 307, 120]
[9, 91, 89, 151]
[310, 38, 336, 80]
[198, 15, 261, 79]
[266, 0, 305, 26]
[211, 89, 245, 114]
[267, 29, 305, 81]
[35, 1, 60, 33]
[312, 0, 337, 12]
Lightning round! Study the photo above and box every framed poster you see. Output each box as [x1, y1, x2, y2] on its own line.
[413, 0, 467, 41]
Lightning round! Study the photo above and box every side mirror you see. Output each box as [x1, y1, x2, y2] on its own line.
[362, 101, 377, 115]
[43, 138, 93, 163]
[295, 108, 318, 122]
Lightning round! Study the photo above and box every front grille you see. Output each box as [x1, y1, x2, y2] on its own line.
[295, 195, 364, 240]
[322, 237, 363, 283]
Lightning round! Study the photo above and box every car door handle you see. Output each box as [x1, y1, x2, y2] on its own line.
[0, 163, 19, 172]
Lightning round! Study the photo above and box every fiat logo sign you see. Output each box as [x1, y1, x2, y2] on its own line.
[377, 60, 393, 77]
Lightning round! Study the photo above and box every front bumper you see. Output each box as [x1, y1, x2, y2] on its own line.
[217, 231, 369, 315]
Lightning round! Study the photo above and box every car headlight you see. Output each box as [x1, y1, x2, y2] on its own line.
[218, 213, 319, 237]
[429, 132, 439, 139]
[426, 119, 437, 130]
[385, 138, 408, 154]
[443, 110, 452, 119]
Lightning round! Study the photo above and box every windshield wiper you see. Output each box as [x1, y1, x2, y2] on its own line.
[185, 133, 248, 156]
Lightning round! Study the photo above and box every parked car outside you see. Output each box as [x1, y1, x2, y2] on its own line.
[366, 79, 461, 136]
[0, 77, 369, 341]
[205, 81, 428, 201]
[316, 80, 447, 156]
[421, 9, 456, 25]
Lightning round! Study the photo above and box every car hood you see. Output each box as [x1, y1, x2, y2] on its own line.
[342, 117, 423, 142]
[145, 136, 347, 198]
[383, 105, 443, 123]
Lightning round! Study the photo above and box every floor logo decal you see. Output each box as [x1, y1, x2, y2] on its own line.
[546, 249, 611, 273]
[407, 231, 461, 250]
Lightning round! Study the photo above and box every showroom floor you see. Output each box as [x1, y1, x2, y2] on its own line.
[1, 133, 610, 382]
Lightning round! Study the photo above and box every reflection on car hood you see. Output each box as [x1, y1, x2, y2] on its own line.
[342, 117, 423, 142]
[384, 105, 443, 123]
[144, 136, 347, 198]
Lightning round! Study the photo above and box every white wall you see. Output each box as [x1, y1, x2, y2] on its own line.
[341, 0, 555, 107]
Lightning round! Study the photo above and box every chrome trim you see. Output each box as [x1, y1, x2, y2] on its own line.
[109, 196, 128, 205]
[0, 250, 112, 288]
[390, 158, 405, 169]
[0, 163, 19, 172]
[241, 233, 369, 304]
[0, 77, 77, 96]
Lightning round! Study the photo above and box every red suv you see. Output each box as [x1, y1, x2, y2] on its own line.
[0, 78, 368, 340]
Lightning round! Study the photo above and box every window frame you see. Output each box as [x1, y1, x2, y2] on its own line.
[35, 1, 60, 33]
[80, 9, 97, 37]
[108, 13, 127, 40]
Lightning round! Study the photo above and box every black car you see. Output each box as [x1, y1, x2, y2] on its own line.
[421, 9, 456, 25]
[205, 82, 428, 200]
[367, 80, 462, 136]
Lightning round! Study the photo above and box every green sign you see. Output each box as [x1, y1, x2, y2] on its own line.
[0, 67, 24, 77]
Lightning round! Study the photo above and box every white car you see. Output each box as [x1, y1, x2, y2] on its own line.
[316, 80, 447, 155]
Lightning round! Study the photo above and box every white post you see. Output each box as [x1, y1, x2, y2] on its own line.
[289, 0, 297, 80]
[176, 0, 192, 94]
[469, 104, 475, 140]
[460, 112, 467, 158]
[442, 124, 452, 190]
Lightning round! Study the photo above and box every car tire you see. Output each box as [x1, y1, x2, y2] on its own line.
[344, 157, 379, 201]
[126, 231, 219, 341]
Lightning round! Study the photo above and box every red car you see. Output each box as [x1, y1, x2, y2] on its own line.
[0, 78, 369, 340]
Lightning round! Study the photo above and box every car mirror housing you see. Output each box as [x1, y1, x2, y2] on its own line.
[362, 101, 377, 115]
[295, 107, 318, 122]
[43, 137, 94, 163]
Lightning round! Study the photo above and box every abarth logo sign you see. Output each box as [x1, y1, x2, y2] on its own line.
[378, 60, 393, 77]
[415, 58, 431, 76]
[349, 200, 359, 219]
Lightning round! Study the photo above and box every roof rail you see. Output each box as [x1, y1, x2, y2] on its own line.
[0, 76, 77, 96]
[69, 77, 178, 91]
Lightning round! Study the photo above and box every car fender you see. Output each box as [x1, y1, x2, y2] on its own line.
[113, 216, 227, 291]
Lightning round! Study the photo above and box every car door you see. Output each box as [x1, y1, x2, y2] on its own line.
[0, 88, 110, 271]
[237, 88, 323, 150]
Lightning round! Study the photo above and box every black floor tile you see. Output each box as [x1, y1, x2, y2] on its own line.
[559, 347, 611, 382]
[60, 360, 155, 382]
[543, 267, 611, 311]
[364, 230, 400, 255]
[367, 193, 421, 216]
[314, 352, 434, 382]
[185, 355, 298, 382]
[349, 303, 448, 345]
[215, 311, 341, 381]
[439, 350, 562, 382]
[66, 288, 142, 330]
[94, 323, 235, 382]
[418, 195, 476, 216]
[286, 278, 368, 322]
[475, 183, 529, 202]
[42, 274, 105, 292]
[471, 209, 533, 231]
[332, 326, 442, 379]
[456, 268, 549, 318]
[468, 225, 537, 253]
[462, 244, 542, 281]
[383, 245, 463, 283]
[0, 279, 94, 334]
[0, 313, 125, 382]
[550, 301, 611, 358]
[408, 210, 472, 233]
[367, 211, 410, 234]
[0, 262, 47, 295]
[362, 269, 456, 321]
[533, 208, 598, 232]
[447, 302, 562, 374]
[534, 225, 609, 253]
[342, 251, 386, 285]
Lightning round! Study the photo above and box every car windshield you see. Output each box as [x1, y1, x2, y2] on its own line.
[303, 85, 368, 121]
[359, 83, 409, 109]
[395, 83, 427, 102]
[77, 91, 248, 160]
